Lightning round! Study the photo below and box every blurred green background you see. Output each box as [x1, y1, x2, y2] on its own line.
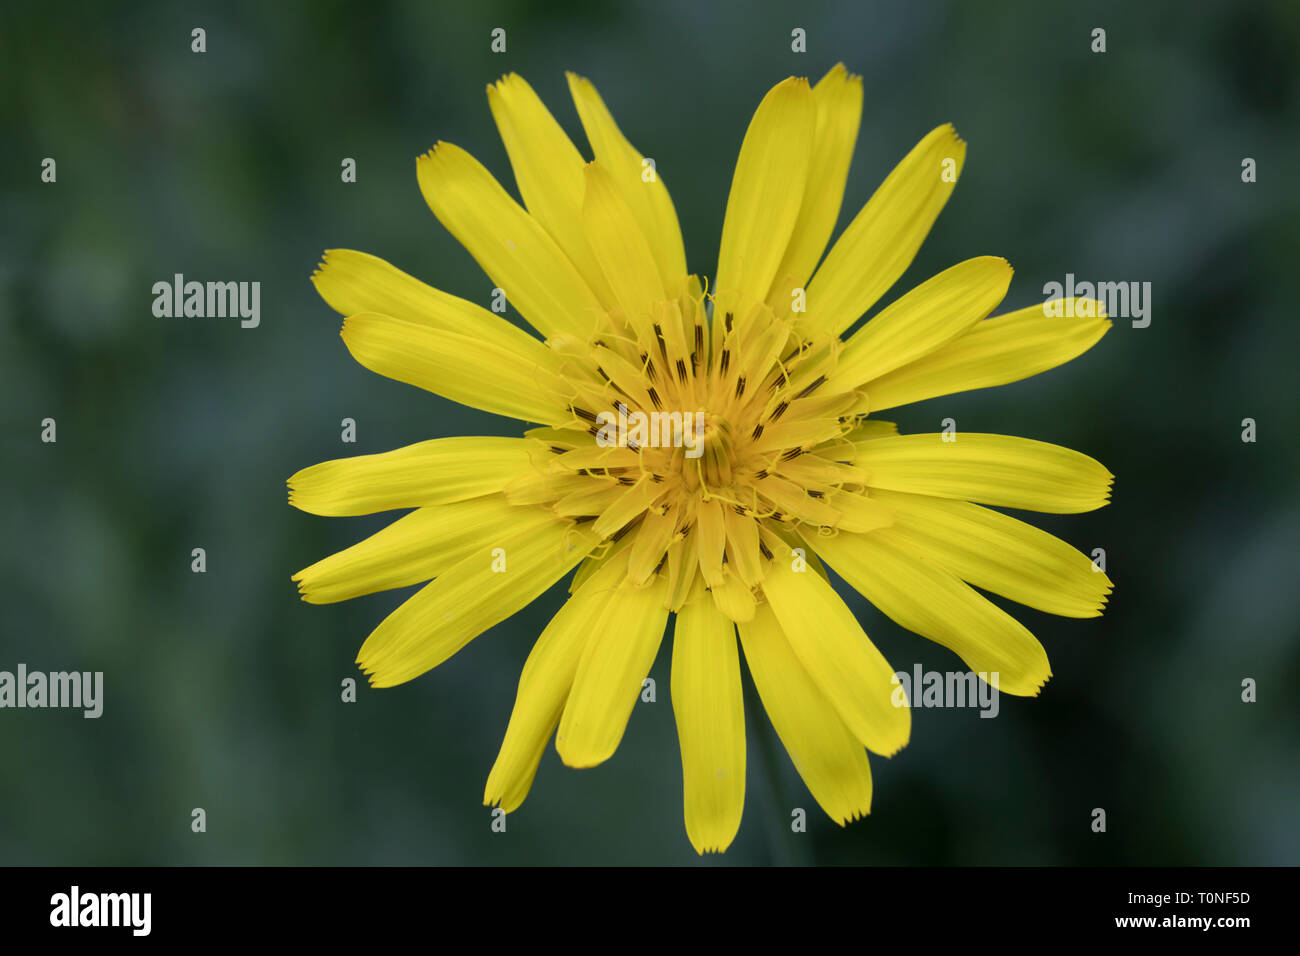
[2, 0, 1297, 865]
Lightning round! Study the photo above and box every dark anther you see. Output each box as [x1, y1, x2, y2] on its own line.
[795, 374, 826, 399]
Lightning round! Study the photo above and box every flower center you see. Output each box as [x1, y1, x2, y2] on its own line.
[683, 412, 734, 491]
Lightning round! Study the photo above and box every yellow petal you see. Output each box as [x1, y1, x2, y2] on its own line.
[709, 572, 757, 623]
[808, 527, 1052, 696]
[358, 519, 599, 688]
[828, 256, 1013, 390]
[695, 497, 726, 588]
[828, 491, 895, 533]
[754, 474, 842, 526]
[869, 489, 1113, 617]
[484, 542, 629, 812]
[416, 142, 603, 340]
[760, 537, 909, 755]
[340, 312, 568, 425]
[738, 603, 873, 824]
[287, 437, 536, 516]
[556, 572, 670, 767]
[855, 433, 1114, 513]
[566, 72, 687, 290]
[773, 453, 861, 491]
[844, 419, 899, 441]
[568, 535, 631, 594]
[592, 479, 664, 539]
[554, 480, 623, 517]
[862, 302, 1112, 411]
[671, 578, 745, 854]
[714, 77, 816, 309]
[487, 73, 619, 309]
[293, 497, 555, 604]
[581, 161, 667, 331]
[750, 417, 847, 457]
[722, 506, 765, 587]
[310, 249, 546, 362]
[589, 342, 658, 412]
[766, 64, 863, 309]
[627, 506, 677, 585]
[665, 528, 697, 612]
[804, 124, 966, 342]
[506, 471, 597, 509]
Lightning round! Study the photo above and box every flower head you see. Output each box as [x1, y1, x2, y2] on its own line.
[290, 66, 1113, 853]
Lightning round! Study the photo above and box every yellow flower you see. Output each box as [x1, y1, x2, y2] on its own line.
[289, 65, 1114, 854]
